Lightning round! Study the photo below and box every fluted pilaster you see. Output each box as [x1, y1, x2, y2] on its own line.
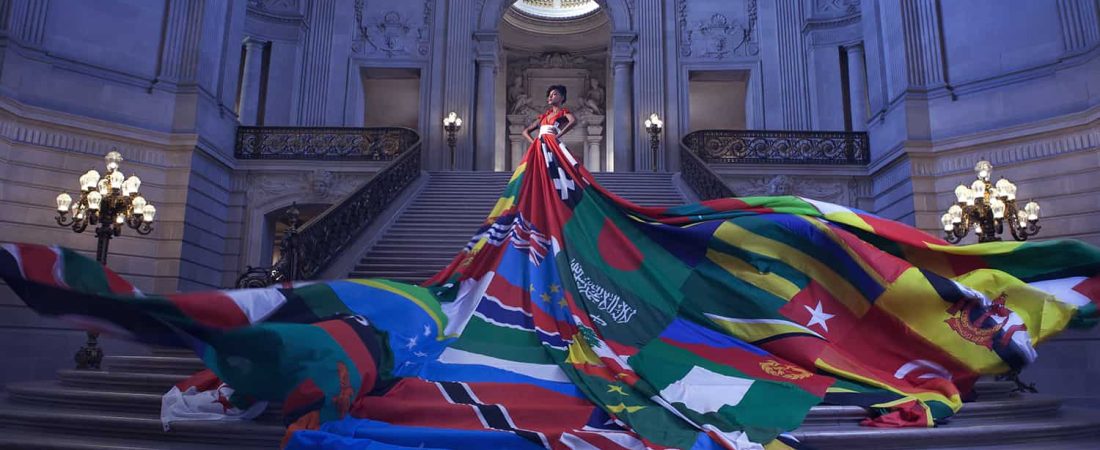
[775, 1, 811, 129]
[898, 0, 944, 87]
[296, 0, 335, 125]
[8, 0, 49, 46]
[444, 0, 479, 170]
[158, 0, 205, 84]
[1057, 0, 1100, 54]
[634, 0, 664, 171]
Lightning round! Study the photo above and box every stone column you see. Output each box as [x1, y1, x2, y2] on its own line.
[473, 32, 500, 172]
[611, 32, 636, 172]
[845, 43, 869, 132]
[238, 37, 267, 126]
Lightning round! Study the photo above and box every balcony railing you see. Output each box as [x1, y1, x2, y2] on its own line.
[235, 126, 419, 160]
[236, 129, 423, 288]
[682, 129, 869, 165]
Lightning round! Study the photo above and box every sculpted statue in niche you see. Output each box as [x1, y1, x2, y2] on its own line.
[578, 78, 605, 116]
[508, 75, 536, 115]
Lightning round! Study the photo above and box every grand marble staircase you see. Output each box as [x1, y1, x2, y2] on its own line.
[2, 171, 1099, 449]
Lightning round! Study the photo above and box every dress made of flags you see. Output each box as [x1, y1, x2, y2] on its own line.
[2, 129, 1099, 449]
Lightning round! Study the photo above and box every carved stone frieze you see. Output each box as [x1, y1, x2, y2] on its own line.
[247, 0, 300, 15]
[727, 175, 868, 207]
[815, 0, 860, 18]
[352, 0, 432, 58]
[678, 0, 758, 59]
[246, 170, 362, 205]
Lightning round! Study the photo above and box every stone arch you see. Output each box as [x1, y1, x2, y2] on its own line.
[477, 0, 633, 32]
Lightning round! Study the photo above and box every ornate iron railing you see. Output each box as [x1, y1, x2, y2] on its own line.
[682, 129, 869, 165]
[680, 139, 736, 201]
[236, 126, 419, 160]
[236, 133, 422, 287]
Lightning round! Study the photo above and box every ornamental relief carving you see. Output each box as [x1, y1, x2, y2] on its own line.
[247, 0, 300, 15]
[727, 175, 867, 208]
[815, 0, 860, 18]
[246, 170, 363, 205]
[678, 0, 759, 59]
[352, 0, 432, 58]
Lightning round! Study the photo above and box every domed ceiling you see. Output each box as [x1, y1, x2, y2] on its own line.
[511, 0, 600, 20]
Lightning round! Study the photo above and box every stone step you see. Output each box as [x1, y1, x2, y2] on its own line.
[58, 370, 187, 393]
[0, 429, 256, 450]
[0, 400, 284, 448]
[799, 395, 1062, 427]
[6, 381, 283, 421]
[791, 408, 1100, 449]
[105, 356, 206, 377]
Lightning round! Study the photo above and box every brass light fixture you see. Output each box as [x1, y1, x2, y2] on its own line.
[443, 112, 462, 169]
[644, 113, 663, 172]
[54, 150, 155, 369]
[941, 160, 1040, 244]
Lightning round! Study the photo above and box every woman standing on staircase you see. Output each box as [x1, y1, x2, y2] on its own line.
[522, 85, 577, 145]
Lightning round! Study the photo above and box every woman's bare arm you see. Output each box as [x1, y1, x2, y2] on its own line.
[523, 119, 539, 143]
[557, 112, 578, 138]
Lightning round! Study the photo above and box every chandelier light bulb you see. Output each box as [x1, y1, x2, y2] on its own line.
[1025, 201, 1040, 221]
[974, 160, 992, 180]
[142, 204, 157, 222]
[1017, 210, 1028, 226]
[97, 179, 110, 196]
[954, 184, 970, 203]
[948, 204, 963, 222]
[115, 215, 124, 224]
[56, 192, 72, 212]
[995, 178, 1015, 200]
[109, 170, 125, 189]
[941, 213, 954, 231]
[455, 117, 462, 127]
[974, 224, 982, 235]
[105, 151, 123, 172]
[970, 179, 986, 198]
[87, 191, 103, 210]
[990, 198, 1006, 219]
[132, 195, 147, 212]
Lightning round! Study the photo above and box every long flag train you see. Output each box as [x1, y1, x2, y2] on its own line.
[2, 131, 1099, 449]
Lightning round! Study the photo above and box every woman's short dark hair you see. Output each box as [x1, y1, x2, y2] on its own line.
[547, 85, 567, 101]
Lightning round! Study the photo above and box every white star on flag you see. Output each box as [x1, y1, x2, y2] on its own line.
[804, 301, 835, 332]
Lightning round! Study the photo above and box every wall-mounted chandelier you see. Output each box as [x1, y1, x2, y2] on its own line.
[941, 160, 1040, 244]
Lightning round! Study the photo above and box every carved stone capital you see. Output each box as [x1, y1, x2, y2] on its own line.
[610, 32, 637, 63]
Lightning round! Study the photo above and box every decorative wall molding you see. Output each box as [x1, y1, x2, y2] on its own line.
[352, 0, 433, 58]
[677, 0, 759, 60]
[0, 98, 195, 168]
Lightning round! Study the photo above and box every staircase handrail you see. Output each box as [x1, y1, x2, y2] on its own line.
[682, 129, 869, 165]
[236, 133, 422, 288]
[679, 136, 736, 201]
[236, 126, 419, 161]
